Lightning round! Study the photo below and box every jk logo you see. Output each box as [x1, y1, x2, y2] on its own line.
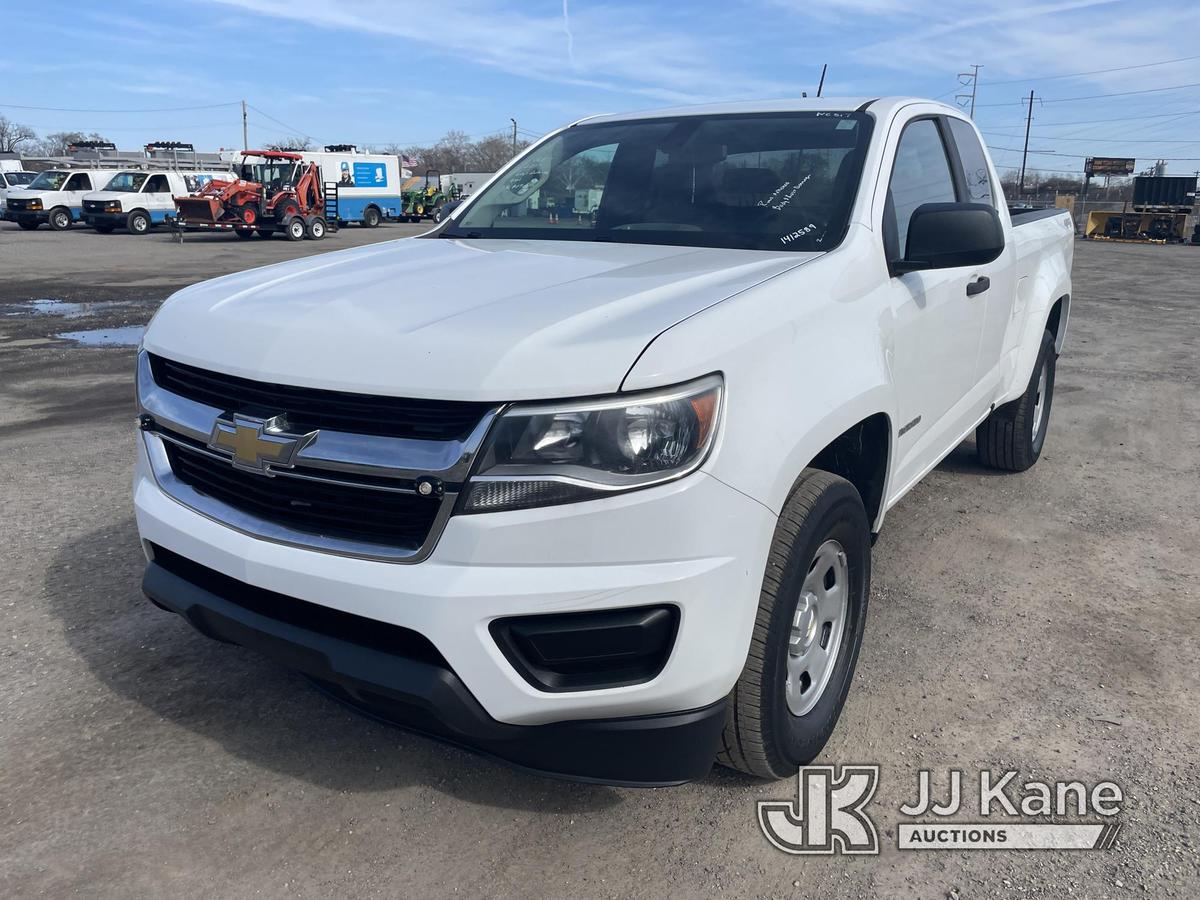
[758, 765, 880, 855]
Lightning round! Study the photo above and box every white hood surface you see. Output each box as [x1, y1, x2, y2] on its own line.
[144, 237, 818, 401]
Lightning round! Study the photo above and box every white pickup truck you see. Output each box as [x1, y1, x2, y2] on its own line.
[134, 97, 1073, 786]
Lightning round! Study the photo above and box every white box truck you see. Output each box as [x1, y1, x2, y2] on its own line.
[303, 147, 405, 227]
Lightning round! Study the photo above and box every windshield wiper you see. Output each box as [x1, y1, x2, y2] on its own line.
[441, 230, 482, 239]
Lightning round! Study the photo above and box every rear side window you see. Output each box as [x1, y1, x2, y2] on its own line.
[886, 119, 957, 258]
[947, 118, 995, 207]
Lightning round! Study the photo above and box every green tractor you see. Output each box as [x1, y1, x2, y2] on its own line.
[400, 170, 461, 223]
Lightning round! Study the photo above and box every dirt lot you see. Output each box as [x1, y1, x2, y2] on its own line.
[1, 223, 1197, 898]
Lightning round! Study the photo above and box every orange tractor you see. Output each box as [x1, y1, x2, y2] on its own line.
[173, 150, 332, 240]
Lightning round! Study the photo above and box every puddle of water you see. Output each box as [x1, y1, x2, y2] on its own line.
[1, 298, 136, 319]
[55, 326, 146, 347]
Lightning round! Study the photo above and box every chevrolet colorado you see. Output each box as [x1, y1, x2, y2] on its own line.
[134, 97, 1073, 785]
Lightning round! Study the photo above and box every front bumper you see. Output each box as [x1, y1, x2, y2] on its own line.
[134, 430, 776, 776]
[143, 547, 726, 785]
[83, 211, 125, 226]
[4, 209, 47, 223]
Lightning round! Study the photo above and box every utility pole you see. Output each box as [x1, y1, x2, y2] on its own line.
[956, 64, 981, 118]
[1019, 90, 1035, 198]
[242, 100, 248, 151]
[817, 64, 827, 98]
[510, 118, 518, 158]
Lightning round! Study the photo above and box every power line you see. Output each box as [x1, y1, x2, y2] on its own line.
[245, 104, 311, 140]
[981, 130, 1200, 144]
[988, 144, 1200, 161]
[980, 54, 1200, 86]
[0, 101, 240, 113]
[978, 80, 1200, 108]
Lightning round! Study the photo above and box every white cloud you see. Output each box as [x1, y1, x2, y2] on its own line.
[204, 0, 795, 105]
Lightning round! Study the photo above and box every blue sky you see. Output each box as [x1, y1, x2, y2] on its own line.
[3, 0, 1199, 175]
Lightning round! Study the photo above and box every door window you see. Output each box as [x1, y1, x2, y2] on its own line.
[886, 119, 958, 258]
[64, 173, 91, 191]
[946, 118, 995, 207]
[144, 174, 170, 193]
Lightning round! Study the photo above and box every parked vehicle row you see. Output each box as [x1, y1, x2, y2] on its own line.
[3, 147, 418, 235]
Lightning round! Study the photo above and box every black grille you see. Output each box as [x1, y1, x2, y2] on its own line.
[149, 353, 491, 441]
[164, 441, 442, 550]
[84, 200, 111, 212]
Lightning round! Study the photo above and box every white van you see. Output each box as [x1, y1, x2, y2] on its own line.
[0, 169, 37, 213]
[4, 170, 117, 230]
[82, 170, 231, 234]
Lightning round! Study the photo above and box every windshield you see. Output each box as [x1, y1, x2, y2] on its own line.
[105, 172, 148, 193]
[28, 171, 69, 191]
[4, 172, 35, 187]
[239, 160, 298, 192]
[446, 111, 873, 252]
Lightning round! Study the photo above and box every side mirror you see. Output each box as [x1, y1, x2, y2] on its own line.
[893, 202, 1004, 274]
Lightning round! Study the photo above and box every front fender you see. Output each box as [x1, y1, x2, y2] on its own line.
[623, 235, 896, 522]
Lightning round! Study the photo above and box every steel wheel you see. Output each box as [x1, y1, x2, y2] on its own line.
[785, 539, 849, 717]
[1031, 359, 1048, 444]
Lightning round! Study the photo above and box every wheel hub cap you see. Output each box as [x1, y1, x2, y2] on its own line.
[1031, 361, 1048, 442]
[785, 539, 849, 717]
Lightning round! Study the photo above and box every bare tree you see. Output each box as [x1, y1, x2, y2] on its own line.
[399, 131, 530, 175]
[33, 131, 110, 156]
[0, 115, 37, 153]
[264, 136, 314, 152]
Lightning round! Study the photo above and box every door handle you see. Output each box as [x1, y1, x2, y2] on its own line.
[966, 276, 991, 297]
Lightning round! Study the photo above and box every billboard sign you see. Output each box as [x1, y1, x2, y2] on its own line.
[1085, 157, 1135, 177]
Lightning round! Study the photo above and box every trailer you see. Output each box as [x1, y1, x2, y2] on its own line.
[170, 150, 334, 242]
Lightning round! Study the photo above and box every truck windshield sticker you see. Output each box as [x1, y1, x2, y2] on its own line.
[757, 175, 812, 212]
[780, 223, 818, 245]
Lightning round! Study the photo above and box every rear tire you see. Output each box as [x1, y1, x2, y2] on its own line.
[284, 216, 306, 241]
[976, 329, 1056, 472]
[127, 210, 151, 235]
[306, 217, 326, 240]
[234, 228, 254, 239]
[49, 207, 72, 231]
[718, 469, 871, 779]
[361, 206, 381, 228]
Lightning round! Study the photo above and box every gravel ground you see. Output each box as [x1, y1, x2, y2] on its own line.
[1, 223, 1197, 898]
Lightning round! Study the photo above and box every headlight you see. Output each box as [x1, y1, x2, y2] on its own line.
[28, 198, 43, 210]
[461, 374, 722, 513]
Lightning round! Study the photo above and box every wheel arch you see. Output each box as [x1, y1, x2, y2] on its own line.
[804, 412, 892, 533]
[1046, 293, 1069, 354]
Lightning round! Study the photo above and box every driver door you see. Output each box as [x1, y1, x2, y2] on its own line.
[884, 117, 990, 490]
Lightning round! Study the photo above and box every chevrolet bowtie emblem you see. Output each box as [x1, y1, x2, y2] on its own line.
[207, 414, 317, 474]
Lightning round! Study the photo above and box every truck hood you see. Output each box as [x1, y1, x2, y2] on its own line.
[144, 237, 818, 400]
[84, 191, 128, 203]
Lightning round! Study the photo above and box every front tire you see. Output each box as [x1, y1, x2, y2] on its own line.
[284, 216, 306, 241]
[719, 469, 871, 779]
[49, 207, 72, 231]
[976, 329, 1056, 472]
[127, 210, 151, 234]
